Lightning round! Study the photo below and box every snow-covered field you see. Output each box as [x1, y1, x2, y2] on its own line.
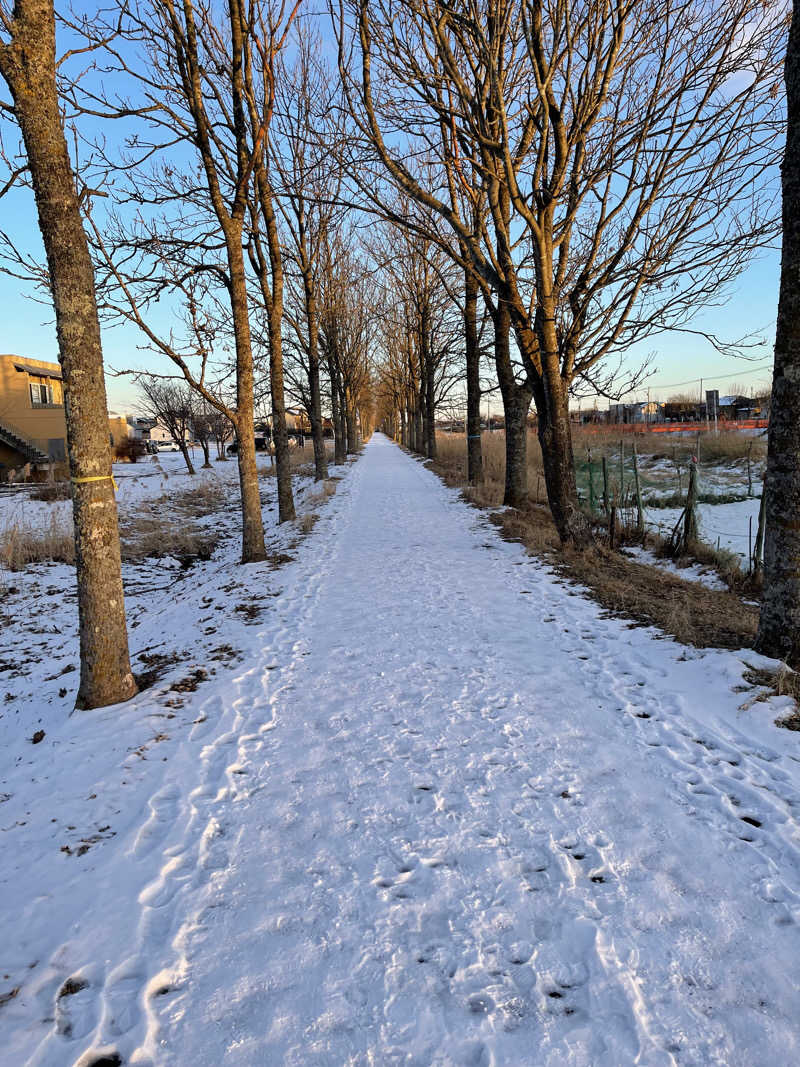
[645, 496, 762, 561]
[2, 436, 799, 1066]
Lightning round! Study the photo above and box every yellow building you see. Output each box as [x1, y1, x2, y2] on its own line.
[108, 415, 132, 448]
[0, 354, 67, 470]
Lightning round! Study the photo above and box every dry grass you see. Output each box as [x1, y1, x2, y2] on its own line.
[740, 664, 800, 730]
[436, 431, 547, 507]
[303, 478, 338, 509]
[121, 515, 218, 565]
[436, 427, 765, 512]
[429, 437, 759, 652]
[0, 514, 75, 571]
[297, 476, 338, 535]
[559, 545, 758, 650]
[30, 480, 71, 502]
[0, 482, 228, 573]
[573, 426, 766, 464]
[259, 440, 337, 479]
[651, 532, 760, 597]
[299, 512, 320, 534]
[170, 482, 227, 515]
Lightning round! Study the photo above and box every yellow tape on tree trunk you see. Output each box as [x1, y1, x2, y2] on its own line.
[71, 474, 118, 492]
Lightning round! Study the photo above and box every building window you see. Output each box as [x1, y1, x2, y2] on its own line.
[30, 381, 53, 406]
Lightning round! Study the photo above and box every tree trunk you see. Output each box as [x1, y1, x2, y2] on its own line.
[0, 0, 137, 709]
[422, 307, 437, 459]
[464, 267, 483, 484]
[757, 0, 800, 666]
[493, 301, 532, 507]
[418, 378, 428, 456]
[200, 438, 212, 468]
[226, 233, 268, 561]
[262, 199, 296, 522]
[346, 394, 358, 454]
[329, 357, 346, 464]
[179, 442, 196, 475]
[303, 270, 328, 481]
[533, 373, 592, 548]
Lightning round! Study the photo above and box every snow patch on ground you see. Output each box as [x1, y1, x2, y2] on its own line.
[645, 496, 762, 561]
[623, 545, 729, 591]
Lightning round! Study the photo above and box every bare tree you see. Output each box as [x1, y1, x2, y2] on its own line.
[78, 0, 303, 553]
[335, 0, 782, 546]
[138, 378, 197, 474]
[0, 0, 137, 709]
[190, 399, 215, 469]
[318, 231, 372, 459]
[372, 214, 463, 459]
[272, 29, 342, 482]
[757, 3, 800, 667]
[206, 407, 235, 460]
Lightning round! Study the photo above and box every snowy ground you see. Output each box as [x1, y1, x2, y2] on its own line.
[2, 436, 800, 1066]
[622, 546, 728, 592]
[645, 497, 762, 562]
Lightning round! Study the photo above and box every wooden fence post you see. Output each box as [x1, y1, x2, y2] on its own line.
[682, 460, 698, 553]
[632, 439, 645, 540]
[753, 477, 767, 575]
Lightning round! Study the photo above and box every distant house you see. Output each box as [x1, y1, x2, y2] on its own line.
[718, 395, 761, 420]
[0, 355, 145, 479]
[285, 408, 311, 434]
[0, 354, 68, 472]
[147, 420, 175, 444]
[607, 401, 664, 424]
[127, 415, 157, 442]
[108, 413, 132, 448]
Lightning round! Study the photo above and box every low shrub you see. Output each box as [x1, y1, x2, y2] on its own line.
[0, 515, 74, 571]
[114, 437, 147, 463]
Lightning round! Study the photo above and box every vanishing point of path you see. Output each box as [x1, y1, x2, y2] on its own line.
[28, 435, 800, 1065]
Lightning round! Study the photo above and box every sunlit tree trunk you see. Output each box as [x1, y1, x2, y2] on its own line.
[464, 265, 483, 484]
[0, 0, 137, 709]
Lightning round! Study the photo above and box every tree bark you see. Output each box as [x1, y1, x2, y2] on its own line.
[179, 442, 196, 475]
[493, 301, 532, 508]
[301, 264, 328, 481]
[345, 392, 358, 454]
[0, 0, 137, 709]
[422, 305, 437, 459]
[329, 355, 346, 463]
[226, 231, 268, 561]
[514, 301, 592, 548]
[464, 266, 483, 484]
[260, 191, 296, 522]
[757, 0, 800, 666]
[533, 367, 592, 549]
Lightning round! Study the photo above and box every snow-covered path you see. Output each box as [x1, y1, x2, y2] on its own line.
[9, 434, 800, 1066]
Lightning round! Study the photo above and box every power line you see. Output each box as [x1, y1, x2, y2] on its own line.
[635, 362, 773, 394]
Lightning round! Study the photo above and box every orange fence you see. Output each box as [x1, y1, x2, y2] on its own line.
[576, 418, 768, 436]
